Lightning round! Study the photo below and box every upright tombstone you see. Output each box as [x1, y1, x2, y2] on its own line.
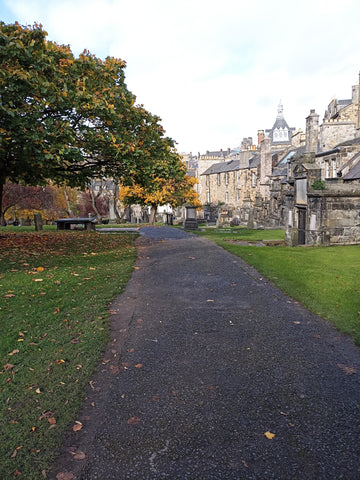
[34, 213, 43, 231]
[184, 205, 198, 230]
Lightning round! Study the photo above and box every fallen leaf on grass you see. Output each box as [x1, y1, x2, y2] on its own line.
[3, 363, 15, 371]
[13, 470, 22, 476]
[8, 349, 19, 356]
[33, 278, 44, 282]
[10, 449, 18, 458]
[127, 417, 140, 425]
[48, 417, 56, 425]
[5, 294, 16, 298]
[264, 431, 276, 440]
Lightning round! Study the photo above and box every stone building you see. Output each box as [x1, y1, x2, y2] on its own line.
[197, 102, 297, 226]
[194, 74, 360, 246]
[284, 74, 360, 246]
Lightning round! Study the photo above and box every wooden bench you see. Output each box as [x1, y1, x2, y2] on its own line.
[55, 217, 97, 231]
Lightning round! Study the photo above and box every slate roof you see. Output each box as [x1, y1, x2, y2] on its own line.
[342, 151, 360, 180]
[336, 136, 360, 147]
[201, 154, 260, 175]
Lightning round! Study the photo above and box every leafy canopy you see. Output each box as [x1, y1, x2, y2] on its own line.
[0, 22, 190, 221]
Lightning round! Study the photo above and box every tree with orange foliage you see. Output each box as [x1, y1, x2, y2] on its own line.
[119, 145, 200, 224]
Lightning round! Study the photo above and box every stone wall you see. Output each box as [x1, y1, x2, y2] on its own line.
[285, 181, 360, 246]
[319, 121, 356, 152]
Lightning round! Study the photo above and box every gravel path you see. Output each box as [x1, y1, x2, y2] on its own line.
[50, 227, 360, 480]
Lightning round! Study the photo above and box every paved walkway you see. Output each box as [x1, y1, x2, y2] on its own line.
[51, 227, 360, 479]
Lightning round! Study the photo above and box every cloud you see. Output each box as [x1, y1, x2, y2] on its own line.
[2, 0, 360, 153]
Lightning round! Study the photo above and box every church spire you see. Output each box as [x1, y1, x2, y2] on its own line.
[277, 100, 284, 119]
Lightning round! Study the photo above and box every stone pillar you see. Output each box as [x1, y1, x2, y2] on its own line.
[306, 109, 319, 153]
[260, 137, 272, 183]
[257, 130, 265, 147]
[108, 195, 117, 224]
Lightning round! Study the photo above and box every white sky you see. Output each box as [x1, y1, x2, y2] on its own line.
[1, 0, 360, 154]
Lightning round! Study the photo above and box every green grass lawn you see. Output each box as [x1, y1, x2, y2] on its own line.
[196, 227, 360, 345]
[0, 231, 137, 478]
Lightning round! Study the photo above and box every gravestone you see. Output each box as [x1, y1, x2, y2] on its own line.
[184, 205, 198, 229]
[34, 213, 43, 231]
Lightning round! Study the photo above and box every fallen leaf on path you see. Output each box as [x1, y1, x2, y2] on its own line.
[127, 417, 140, 425]
[73, 450, 86, 460]
[337, 364, 357, 375]
[56, 473, 74, 480]
[135, 364, 143, 369]
[110, 365, 120, 374]
[264, 431, 276, 440]
[72, 422, 82, 432]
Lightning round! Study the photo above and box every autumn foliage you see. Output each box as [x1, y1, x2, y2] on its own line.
[0, 22, 190, 225]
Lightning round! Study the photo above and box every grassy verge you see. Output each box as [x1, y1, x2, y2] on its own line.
[0, 231, 137, 478]
[196, 227, 360, 345]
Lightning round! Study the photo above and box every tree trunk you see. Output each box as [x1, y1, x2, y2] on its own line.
[63, 187, 73, 217]
[149, 205, 157, 225]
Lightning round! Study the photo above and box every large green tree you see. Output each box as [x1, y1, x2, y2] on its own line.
[0, 22, 174, 224]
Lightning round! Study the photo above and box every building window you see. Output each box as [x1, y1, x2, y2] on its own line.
[225, 173, 229, 185]
[217, 173, 221, 185]
[236, 171, 239, 182]
[236, 189, 240, 202]
[325, 161, 330, 178]
[332, 159, 337, 177]
[225, 191, 229, 203]
[206, 175, 209, 186]
[206, 192, 210, 203]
